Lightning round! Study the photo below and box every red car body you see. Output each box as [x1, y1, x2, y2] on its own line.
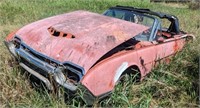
[4, 6, 193, 104]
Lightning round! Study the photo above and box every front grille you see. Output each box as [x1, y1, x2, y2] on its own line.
[20, 57, 49, 78]
[21, 44, 58, 67]
[20, 43, 83, 77]
[14, 36, 83, 81]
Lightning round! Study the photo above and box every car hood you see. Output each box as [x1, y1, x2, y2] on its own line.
[16, 10, 148, 72]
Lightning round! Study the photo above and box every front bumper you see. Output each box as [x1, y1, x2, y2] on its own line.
[4, 39, 112, 105]
[4, 40, 77, 91]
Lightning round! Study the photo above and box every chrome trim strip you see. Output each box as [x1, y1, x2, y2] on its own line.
[15, 35, 85, 75]
[19, 63, 54, 90]
[5, 40, 78, 91]
[16, 48, 56, 74]
[54, 68, 77, 91]
[4, 41, 17, 57]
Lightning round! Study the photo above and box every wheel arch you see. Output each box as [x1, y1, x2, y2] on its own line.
[117, 64, 141, 83]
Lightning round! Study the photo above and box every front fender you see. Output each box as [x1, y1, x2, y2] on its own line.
[81, 51, 141, 97]
[5, 29, 19, 41]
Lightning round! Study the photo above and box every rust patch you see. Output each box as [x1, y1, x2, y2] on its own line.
[113, 31, 127, 41]
[173, 40, 179, 52]
[74, 45, 84, 53]
[106, 35, 116, 42]
[109, 81, 113, 88]
[6, 29, 19, 41]
[48, 27, 75, 38]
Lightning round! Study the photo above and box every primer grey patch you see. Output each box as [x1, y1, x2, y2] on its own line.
[114, 62, 128, 83]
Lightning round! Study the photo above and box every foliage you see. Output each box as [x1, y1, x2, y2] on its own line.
[0, 0, 199, 107]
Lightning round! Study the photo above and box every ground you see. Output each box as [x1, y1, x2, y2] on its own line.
[0, 0, 199, 107]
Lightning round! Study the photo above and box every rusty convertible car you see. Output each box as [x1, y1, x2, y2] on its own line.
[4, 6, 193, 105]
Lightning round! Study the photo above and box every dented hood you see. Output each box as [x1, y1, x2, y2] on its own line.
[16, 10, 148, 72]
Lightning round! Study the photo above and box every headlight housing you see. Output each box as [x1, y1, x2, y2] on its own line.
[4, 41, 17, 57]
[54, 67, 78, 91]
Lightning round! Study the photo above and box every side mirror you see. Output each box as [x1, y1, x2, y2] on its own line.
[157, 37, 164, 43]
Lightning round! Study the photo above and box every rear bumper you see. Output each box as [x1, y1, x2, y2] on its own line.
[4, 40, 77, 91]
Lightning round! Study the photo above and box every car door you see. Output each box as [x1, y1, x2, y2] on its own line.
[136, 44, 157, 77]
[154, 32, 186, 63]
[134, 17, 159, 77]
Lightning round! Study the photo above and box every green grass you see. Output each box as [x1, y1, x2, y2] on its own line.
[0, 0, 199, 107]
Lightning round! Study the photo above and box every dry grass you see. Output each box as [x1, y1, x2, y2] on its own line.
[0, 0, 199, 107]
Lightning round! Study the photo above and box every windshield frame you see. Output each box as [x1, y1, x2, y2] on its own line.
[103, 8, 160, 41]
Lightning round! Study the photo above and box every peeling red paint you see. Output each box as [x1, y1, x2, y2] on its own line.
[15, 10, 149, 72]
